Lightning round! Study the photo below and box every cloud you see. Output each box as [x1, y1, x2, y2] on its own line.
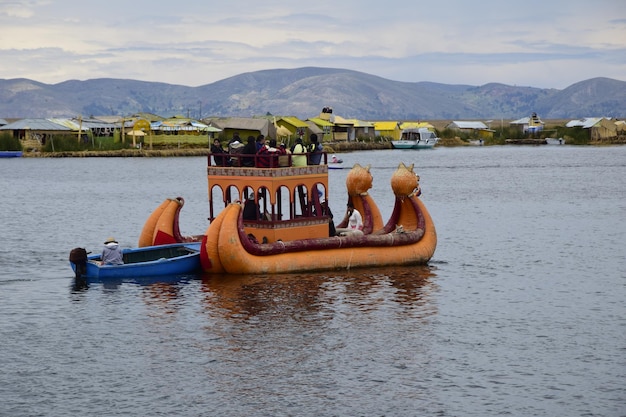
[0, 0, 624, 89]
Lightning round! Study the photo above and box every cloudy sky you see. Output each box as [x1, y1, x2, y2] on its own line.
[1, 0, 625, 89]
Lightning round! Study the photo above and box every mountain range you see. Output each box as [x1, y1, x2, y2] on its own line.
[1, 67, 624, 120]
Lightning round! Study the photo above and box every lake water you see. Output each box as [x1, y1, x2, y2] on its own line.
[1, 146, 624, 416]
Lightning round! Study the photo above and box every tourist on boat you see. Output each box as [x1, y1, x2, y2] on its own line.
[336, 203, 364, 236]
[229, 132, 241, 145]
[243, 193, 261, 220]
[101, 237, 123, 265]
[255, 142, 270, 167]
[317, 190, 337, 237]
[307, 134, 323, 165]
[256, 139, 284, 168]
[241, 136, 257, 167]
[210, 139, 229, 166]
[228, 135, 244, 165]
[320, 199, 337, 237]
[347, 203, 363, 231]
[271, 139, 285, 154]
[276, 142, 290, 166]
[228, 139, 243, 152]
[291, 138, 307, 167]
[255, 134, 266, 152]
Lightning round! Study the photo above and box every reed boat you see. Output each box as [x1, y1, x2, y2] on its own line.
[139, 152, 437, 274]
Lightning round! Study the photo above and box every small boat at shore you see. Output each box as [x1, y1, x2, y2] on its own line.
[138, 150, 437, 274]
[0, 151, 23, 158]
[545, 137, 565, 145]
[69, 242, 201, 279]
[391, 128, 439, 149]
[328, 154, 344, 169]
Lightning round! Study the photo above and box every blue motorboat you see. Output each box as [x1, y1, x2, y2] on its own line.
[0, 151, 23, 158]
[69, 242, 202, 279]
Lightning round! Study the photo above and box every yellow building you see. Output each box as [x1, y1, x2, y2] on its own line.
[373, 121, 401, 140]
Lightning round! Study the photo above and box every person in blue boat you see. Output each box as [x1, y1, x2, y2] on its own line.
[101, 237, 123, 265]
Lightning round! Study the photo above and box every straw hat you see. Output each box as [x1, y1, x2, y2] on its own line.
[104, 237, 118, 244]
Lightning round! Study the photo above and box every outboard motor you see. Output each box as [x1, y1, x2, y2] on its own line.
[69, 247, 88, 279]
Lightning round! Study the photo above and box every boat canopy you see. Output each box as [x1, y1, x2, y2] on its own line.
[207, 153, 332, 243]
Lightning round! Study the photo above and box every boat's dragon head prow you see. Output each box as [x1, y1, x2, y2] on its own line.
[391, 162, 421, 198]
[340, 163, 385, 233]
[345, 163, 373, 196]
[138, 197, 202, 247]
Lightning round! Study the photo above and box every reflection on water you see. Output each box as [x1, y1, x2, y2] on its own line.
[199, 265, 438, 321]
[72, 274, 197, 291]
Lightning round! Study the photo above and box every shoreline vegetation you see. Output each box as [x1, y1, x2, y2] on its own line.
[5, 117, 626, 158]
[19, 135, 626, 158]
[18, 138, 626, 158]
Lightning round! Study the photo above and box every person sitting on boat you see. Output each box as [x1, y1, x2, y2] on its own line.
[307, 134, 324, 165]
[242, 193, 261, 220]
[228, 137, 245, 165]
[277, 142, 290, 166]
[256, 139, 282, 168]
[210, 139, 229, 166]
[241, 136, 257, 167]
[347, 203, 363, 231]
[311, 189, 336, 237]
[229, 132, 242, 145]
[330, 154, 342, 164]
[320, 197, 337, 237]
[336, 203, 364, 236]
[255, 134, 266, 152]
[101, 237, 123, 265]
[291, 138, 307, 167]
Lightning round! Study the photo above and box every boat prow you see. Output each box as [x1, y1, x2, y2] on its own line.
[138, 197, 202, 247]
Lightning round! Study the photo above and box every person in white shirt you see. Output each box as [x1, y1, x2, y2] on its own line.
[347, 203, 363, 230]
[336, 202, 364, 236]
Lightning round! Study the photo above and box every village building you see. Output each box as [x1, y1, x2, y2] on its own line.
[0, 118, 73, 149]
[344, 119, 376, 141]
[566, 117, 618, 141]
[205, 117, 272, 143]
[304, 120, 325, 141]
[151, 115, 217, 136]
[445, 120, 494, 139]
[274, 116, 311, 142]
[510, 112, 544, 134]
[306, 117, 334, 142]
[373, 121, 402, 140]
[328, 115, 355, 141]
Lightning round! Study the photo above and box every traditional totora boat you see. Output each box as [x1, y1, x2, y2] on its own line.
[69, 242, 202, 279]
[138, 152, 437, 274]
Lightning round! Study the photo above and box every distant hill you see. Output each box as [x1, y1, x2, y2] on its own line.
[0, 67, 624, 120]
